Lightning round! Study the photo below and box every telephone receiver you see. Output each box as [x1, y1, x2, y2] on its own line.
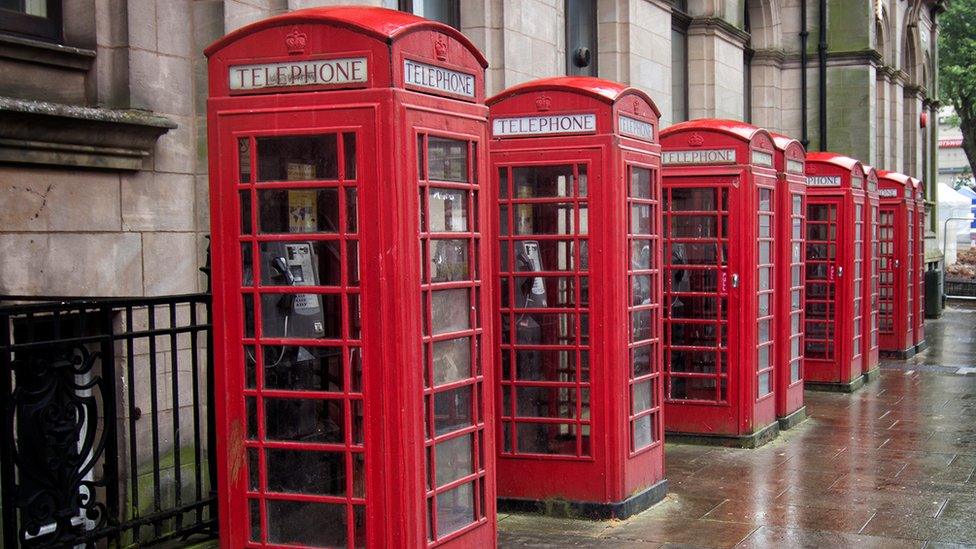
[270, 256, 296, 311]
[514, 240, 547, 308]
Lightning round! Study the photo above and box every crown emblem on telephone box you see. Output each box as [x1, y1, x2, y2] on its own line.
[535, 95, 552, 111]
[434, 35, 448, 60]
[285, 27, 308, 55]
[688, 133, 704, 147]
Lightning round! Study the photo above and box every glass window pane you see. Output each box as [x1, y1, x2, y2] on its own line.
[631, 239, 652, 269]
[513, 203, 577, 235]
[429, 188, 469, 232]
[240, 191, 253, 234]
[669, 376, 717, 400]
[258, 189, 340, 233]
[513, 165, 575, 198]
[431, 289, 471, 335]
[631, 309, 652, 342]
[630, 167, 652, 199]
[632, 345, 652, 377]
[633, 414, 654, 450]
[260, 293, 341, 339]
[515, 423, 578, 455]
[436, 482, 475, 538]
[346, 188, 358, 233]
[343, 132, 356, 179]
[434, 385, 473, 435]
[669, 188, 716, 211]
[257, 134, 338, 181]
[265, 398, 344, 443]
[263, 346, 343, 392]
[758, 371, 771, 396]
[267, 500, 347, 547]
[630, 204, 653, 235]
[513, 240, 575, 271]
[433, 337, 472, 386]
[632, 379, 653, 413]
[266, 449, 345, 495]
[435, 434, 473, 487]
[670, 215, 717, 238]
[430, 239, 469, 282]
[428, 137, 468, 182]
[514, 313, 575, 345]
[516, 386, 576, 418]
[239, 138, 252, 182]
[257, 241, 341, 286]
[514, 349, 576, 381]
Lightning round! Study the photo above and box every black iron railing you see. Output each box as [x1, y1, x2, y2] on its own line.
[0, 294, 217, 548]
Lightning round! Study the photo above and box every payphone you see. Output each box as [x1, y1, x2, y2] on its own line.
[206, 7, 495, 548]
[490, 76, 667, 518]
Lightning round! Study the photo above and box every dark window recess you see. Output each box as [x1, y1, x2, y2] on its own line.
[565, 0, 597, 76]
[0, 0, 62, 42]
[399, 0, 460, 29]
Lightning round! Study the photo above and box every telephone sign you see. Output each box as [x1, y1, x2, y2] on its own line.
[803, 152, 869, 392]
[206, 7, 495, 548]
[489, 76, 667, 518]
[660, 119, 781, 447]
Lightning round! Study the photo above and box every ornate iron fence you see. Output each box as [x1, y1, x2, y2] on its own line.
[0, 294, 217, 548]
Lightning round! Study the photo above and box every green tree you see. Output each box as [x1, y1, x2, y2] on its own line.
[941, 0, 976, 178]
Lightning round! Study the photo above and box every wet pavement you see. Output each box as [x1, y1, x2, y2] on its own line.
[498, 303, 976, 548]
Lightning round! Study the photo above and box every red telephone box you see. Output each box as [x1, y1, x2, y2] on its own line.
[911, 179, 927, 352]
[803, 153, 867, 391]
[862, 166, 881, 378]
[488, 77, 667, 517]
[769, 133, 806, 428]
[659, 120, 779, 447]
[877, 170, 915, 357]
[205, 8, 496, 547]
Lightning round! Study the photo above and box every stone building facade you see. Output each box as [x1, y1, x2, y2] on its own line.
[0, 0, 944, 299]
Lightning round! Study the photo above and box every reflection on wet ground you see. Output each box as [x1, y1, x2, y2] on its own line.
[499, 303, 976, 547]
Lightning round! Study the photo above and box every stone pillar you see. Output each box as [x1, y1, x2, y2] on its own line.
[749, 50, 784, 133]
[225, 0, 287, 32]
[461, 0, 564, 96]
[891, 71, 906, 172]
[687, 17, 748, 120]
[903, 85, 923, 178]
[875, 68, 893, 168]
[597, 0, 675, 124]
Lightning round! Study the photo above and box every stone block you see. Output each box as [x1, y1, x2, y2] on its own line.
[154, 115, 195, 175]
[127, 0, 157, 51]
[0, 232, 143, 296]
[122, 171, 196, 232]
[156, 0, 193, 58]
[0, 167, 121, 232]
[129, 50, 194, 117]
[96, 0, 129, 48]
[196, 175, 211, 230]
[142, 231, 201, 295]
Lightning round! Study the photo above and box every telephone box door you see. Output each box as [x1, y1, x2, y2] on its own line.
[804, 197, 844, 383]
[214, 106, 374, 548]
[663, 175, 740, 433]
[495, 148, 604, 502]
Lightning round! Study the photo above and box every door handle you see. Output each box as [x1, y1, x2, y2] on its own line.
[837, 266, 844, 278]
[731, 273, 740, 288]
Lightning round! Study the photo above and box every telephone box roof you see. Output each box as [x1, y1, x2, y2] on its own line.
[878, 170, 911, 186]
[661, 118, 768, 143]
[769, 132, 803, 152]
[806, 151, 862, 173]
[205, 6, 487, 67]
[487, 76, 660, 115]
